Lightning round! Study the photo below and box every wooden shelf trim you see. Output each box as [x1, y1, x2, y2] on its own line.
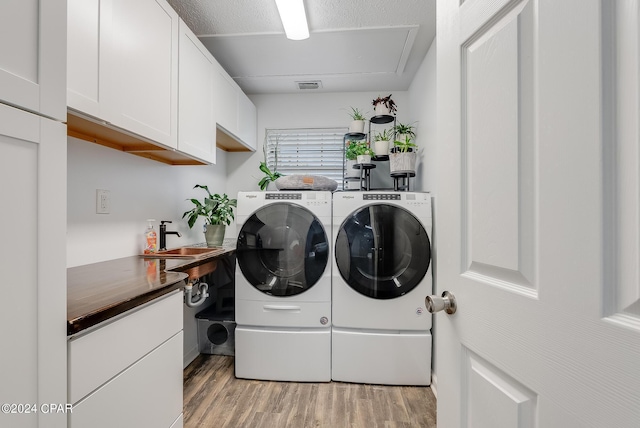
[67, 113, 207, 165]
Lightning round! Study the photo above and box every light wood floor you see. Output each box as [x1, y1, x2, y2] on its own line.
[184, 354, 437, 428]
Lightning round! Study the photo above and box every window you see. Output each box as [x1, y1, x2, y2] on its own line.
[265, 128, 347, 189]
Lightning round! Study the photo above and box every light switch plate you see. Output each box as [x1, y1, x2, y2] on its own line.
[96, 189, 110, 214]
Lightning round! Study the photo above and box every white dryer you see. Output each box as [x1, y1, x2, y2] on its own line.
[332, 191, 432, 385]
[235, 191, 332, 382]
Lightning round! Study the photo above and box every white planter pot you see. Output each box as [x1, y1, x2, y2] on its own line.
[357, 154, 371, 164]
[374, 140, 390, 156]
[345, 159, 359, 178]
[374, 104, 390, 116]
[349, 120, 365, 134]
[389, 151, 417, 174]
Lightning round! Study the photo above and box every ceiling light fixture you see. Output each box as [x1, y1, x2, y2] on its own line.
[275, 0, 309, 41]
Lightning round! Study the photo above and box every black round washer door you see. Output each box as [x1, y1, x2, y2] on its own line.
[335, 204, 431, 299]
[237, 202, 329, 297]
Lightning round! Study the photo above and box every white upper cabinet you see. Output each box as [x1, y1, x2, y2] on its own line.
[213, 61, 240, 138]
[68, 0, 179, 149]
[67, 0, 255, 158]
[212, 60, 257, 151]
[67, 0, 109, 119]
[109, 0, 178, 149]
[237, 91, 257, 151]
[0, 0, 66, 121]
[177, 20, 216, 164]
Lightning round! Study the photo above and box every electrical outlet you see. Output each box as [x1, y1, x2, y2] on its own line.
[96, 189, 110, 214]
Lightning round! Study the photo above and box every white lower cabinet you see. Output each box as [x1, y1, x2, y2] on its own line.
[68, 292, 183, 428]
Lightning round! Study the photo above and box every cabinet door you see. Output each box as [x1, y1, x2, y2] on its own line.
[237, 91, 257, 151]
[68, 291, 183, 404]
[177, 20, 216, 164]
[0, 0, 66, 120]
[70, 332, 183, 428]
[109, 0, 178, 148]
[67, 0, 112, 119]
[0, 105, 67, 428]
[213, 61, 239, 137]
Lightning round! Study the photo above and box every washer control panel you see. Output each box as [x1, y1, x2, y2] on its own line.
[266, 193, 302, 200]
[363, 194, 401, 200]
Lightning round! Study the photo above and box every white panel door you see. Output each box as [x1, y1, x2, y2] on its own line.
[0, 104, 67, 428]
[436, 0, 640, 427]
[0, 0, 66, 120]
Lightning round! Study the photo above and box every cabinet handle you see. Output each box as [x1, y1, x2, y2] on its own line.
[263, 305, 301, 312]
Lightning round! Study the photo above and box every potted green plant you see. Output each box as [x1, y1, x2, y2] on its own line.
[352, 140, 375, 164]
[182, 185, 237, 247]
[373, 128, 393, 156]
[393, 122, 417, 141]
[389, 136, 418, 174]
[347, 107, 367, 134]
[372, 94, 397, 116]
[344, 139, 361, 178]
[258, 161, 284, 191]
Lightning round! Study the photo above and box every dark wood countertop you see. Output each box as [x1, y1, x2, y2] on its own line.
[67, 244, 236, 335]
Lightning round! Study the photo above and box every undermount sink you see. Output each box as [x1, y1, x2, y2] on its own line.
[142, 247, 224, 259]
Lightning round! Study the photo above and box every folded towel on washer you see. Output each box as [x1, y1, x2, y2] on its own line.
[275, 175, 338, 191]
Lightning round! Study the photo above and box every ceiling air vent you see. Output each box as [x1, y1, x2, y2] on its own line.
[297, 80, 322, 90]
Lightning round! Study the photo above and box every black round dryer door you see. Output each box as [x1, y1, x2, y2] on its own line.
[237, 202, 329, 297]
[335, 204, 431, 299]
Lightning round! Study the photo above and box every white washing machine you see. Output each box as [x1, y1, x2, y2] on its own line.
[235, 191, 332, 382]
[332, 191, 432, 385]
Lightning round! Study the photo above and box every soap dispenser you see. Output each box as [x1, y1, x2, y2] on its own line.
[144, 219, 158, 254]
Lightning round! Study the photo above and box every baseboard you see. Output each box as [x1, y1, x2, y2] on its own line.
[430, 371, 437, 399]
[184, 345, 199, 369]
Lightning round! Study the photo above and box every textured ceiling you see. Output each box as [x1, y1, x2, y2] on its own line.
[167, 0, 436, 94]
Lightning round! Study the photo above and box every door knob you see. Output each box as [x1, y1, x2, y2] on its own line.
[425, 291, 457, 314]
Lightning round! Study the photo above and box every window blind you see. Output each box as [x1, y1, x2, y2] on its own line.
[265, 128, 347, 189]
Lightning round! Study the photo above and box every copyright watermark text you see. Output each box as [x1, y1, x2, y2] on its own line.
[2, 403, 73, 414]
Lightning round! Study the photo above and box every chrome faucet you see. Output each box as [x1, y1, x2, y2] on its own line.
[159, 220, 181, 250]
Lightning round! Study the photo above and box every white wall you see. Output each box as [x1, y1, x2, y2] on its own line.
[67, 137, 228, 267]
[408, 39, 437, 194]
[406, 38, 438, 385]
